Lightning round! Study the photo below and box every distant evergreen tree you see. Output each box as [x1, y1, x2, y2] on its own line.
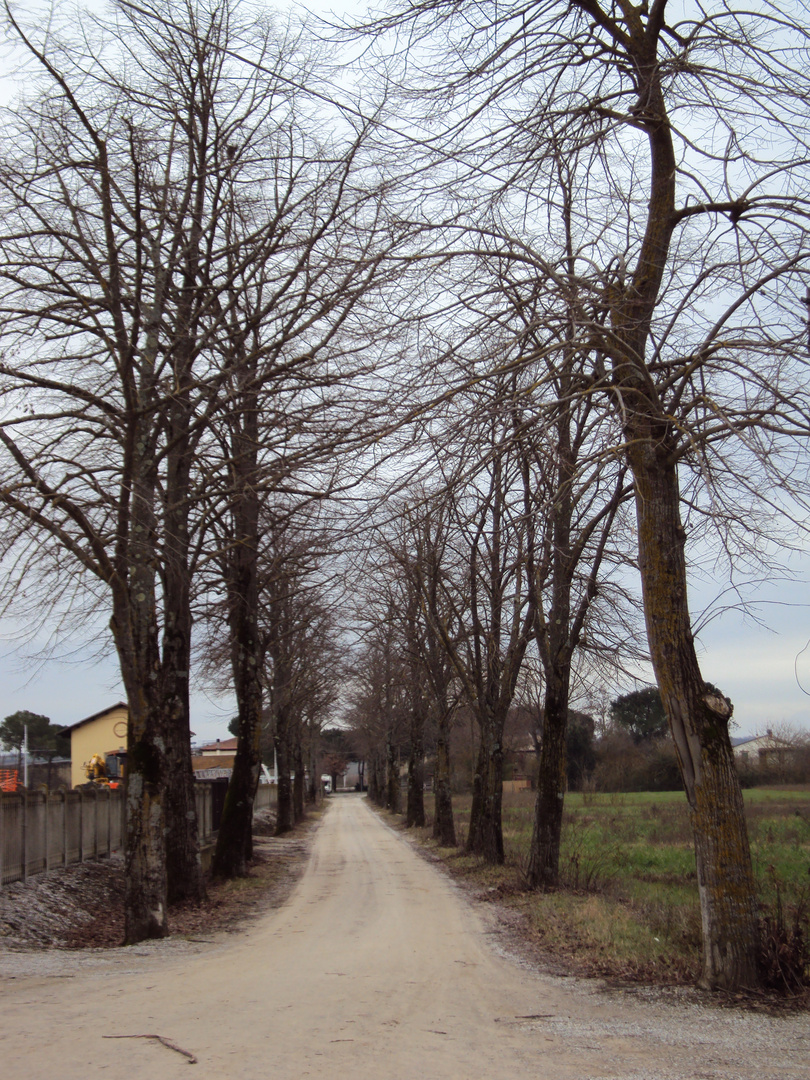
[0, 711, 69, 757]
[609, 687, 667, 743]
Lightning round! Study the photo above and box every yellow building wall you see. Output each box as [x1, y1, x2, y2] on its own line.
[70, 705, 128, 788]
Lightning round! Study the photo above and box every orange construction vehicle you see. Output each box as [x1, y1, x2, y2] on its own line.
[81, 753, 123, 790]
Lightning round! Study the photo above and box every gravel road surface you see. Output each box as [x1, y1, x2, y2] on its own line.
[0, 794, 807, 1079]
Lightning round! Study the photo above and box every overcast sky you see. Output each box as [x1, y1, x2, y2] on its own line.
[0, 0, 808, 745]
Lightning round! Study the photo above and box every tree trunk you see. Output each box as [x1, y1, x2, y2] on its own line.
[307, 736, 319, 804]
[162, 688, 203, 903]
[432, 718, 456, 846]
[275, 732, 294, 834]
[466, 713, 504, 863]
[586, 8, 762, 989]
[385, 736, 400, 813]
[367, 752, 382, 805]
[111, 596, 168, 943]
[406, 703, 426, 828]
[212, 725, 261, 877]
[293, 736, 305, 822]
[160, 393, 204, 903]
[111, 442, 168, 942]
[211, 588, 263, 877]
[160, 591, 203, 902]
[212, 374, 263, 878]
[527, 678, 568, 887]
[630, 445, 759, 990]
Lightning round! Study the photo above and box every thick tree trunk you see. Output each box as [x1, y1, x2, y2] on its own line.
[212, 389, 263, 878]
[111, 593, 168, 943]
[162, 691, 202, 903]
[527, 676, 569, 888]
[123, 753, 167, 942]
[211, 609, 263, 877]
[582, 7, 762, 990]
[307, 737, 319, 804]
[432, 719, 456, 847]
[160, 593, 203, 902]
[111, 447, 168, 943]
[367, 752, 382, 805]
[161, 402, 204, 903]
[526, 388, 575, 890]
[466, 713, 504, 864]
[631, 446, 759, 990]
[212, 727, 261, 877]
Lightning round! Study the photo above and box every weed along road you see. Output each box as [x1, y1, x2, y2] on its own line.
[1, 794, 808, 1079]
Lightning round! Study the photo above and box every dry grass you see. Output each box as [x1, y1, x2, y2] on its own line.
[394, 787, 810, 994]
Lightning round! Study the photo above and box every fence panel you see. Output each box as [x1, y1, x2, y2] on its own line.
[64, 791, 82, 865]
[1, 779, 269, 888]
[0, 788, 126, 888]
[26, 793, 47, 877]
[255, 784, 277, 812]
[195, 783, 212, 844]
[1, 795, 23, 885]
[81, 789, 97, 862]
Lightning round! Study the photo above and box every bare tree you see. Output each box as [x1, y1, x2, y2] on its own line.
[384, 494, 462, 844]
[0, 0, 289, 936]
[359, 0, 810, 989]
[0, 0, 384, 936]
[416, 391, 538, 863]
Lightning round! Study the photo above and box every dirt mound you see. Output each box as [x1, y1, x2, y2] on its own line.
[0, 857, 125, 950]
[0, 818, 317, 953]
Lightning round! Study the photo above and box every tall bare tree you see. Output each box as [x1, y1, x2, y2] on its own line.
[0, 0, 382, 936]
[416, 390, 538, 863]
[360, 0, 810, 989]
[381, 494, 462, 844]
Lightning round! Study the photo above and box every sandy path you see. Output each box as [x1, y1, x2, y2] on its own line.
[1, 794, 808, 1079]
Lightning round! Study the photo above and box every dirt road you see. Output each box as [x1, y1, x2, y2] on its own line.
[1, 795, 807, 1079]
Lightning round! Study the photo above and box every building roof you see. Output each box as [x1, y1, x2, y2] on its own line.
[58, 702, 128, 735]
[731, 731, 794, 751]
[198, 737, 238, 753]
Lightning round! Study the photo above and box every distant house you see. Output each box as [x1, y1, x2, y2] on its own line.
[732, 730, 797, 771]
[60, 702, 128, 788]
[192, 737, 238, 776]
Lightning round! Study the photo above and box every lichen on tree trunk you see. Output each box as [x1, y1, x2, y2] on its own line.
[630, 444, 759, 989]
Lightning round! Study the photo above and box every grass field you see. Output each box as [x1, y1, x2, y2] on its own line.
[406, 787, 810, 989]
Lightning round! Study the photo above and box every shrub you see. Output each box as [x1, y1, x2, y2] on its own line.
[758, 868, 810, 997]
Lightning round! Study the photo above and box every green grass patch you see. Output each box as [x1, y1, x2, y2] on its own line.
[400, 786, 810, 991]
